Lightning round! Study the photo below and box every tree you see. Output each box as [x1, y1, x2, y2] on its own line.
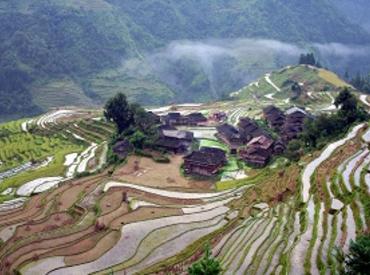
[104, 93, 134, 133]
[299, 53, 317, 66]
[345, 234, 370, 274]
[285, 139, 304, 162]
[188, 244, 222, 275]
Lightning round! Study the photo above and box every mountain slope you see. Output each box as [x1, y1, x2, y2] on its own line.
[329, 0, 370, 33]
[0, 0, 369, 120]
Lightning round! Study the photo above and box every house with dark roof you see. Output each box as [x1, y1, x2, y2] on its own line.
[161, 112, 186, 126]
[216, 123, 243, 153]
[239, 135, 275, 167]
[185, 113, 208, 125]
[281, 107, 309, 142]
[238, 117, 267, 143]
[263, 105, 286, 131]
[273, 139, 286, 155]
[161, 112, 207, 126]
[184, 147, 227, 177]
[155, 129, 194, 154]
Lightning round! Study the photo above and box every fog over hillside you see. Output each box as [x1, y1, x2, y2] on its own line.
[1, 0, 370, 120]
[144, 39, 370, 102]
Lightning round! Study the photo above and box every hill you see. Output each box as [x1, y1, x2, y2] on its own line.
[1, 0, 369, 120]
[233, 65, 354, 112]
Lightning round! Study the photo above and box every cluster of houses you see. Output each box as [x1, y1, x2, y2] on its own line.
[214, 105, 310, 168]
[114, 106, 311, 177]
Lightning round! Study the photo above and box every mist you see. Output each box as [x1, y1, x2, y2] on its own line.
[119, 38, 370, 103]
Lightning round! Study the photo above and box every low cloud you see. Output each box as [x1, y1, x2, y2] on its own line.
[313, 42, 370, 57]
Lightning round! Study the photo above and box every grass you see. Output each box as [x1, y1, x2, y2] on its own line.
[0, 120, 83, 172]
[199, 139, 228, 151]
[0, 119, 86, 194]
[318, 69, 351, 88]
[0, 145, 83, 193]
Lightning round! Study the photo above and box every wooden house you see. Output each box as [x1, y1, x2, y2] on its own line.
[239, 135, 274, 167]
[161, 112, 207, 126]
[238, 117, 267, 143]
[263, 105, 286, 131]
[281, 107, 309, 142]
[155, 129, 194, 154]
[216, 123, 243, 153]
[185, 113, 208, 125]
[184, 147, 227, 177]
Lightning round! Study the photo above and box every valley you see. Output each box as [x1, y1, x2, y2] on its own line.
[0, 65, 369, 274]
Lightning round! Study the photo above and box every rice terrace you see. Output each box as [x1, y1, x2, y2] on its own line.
[0, 63, 368, 274]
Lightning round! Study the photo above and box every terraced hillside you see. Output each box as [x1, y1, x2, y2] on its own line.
[1, 117, 369, 274]
[1, 69, 370, 274]
[0, 109, 114, 206]
[233, 65, 356, 114]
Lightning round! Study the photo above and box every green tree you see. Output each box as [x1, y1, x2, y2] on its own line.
[345, 234, 370, 274]
[128, 130, 146, 149]
[104, 93, 134, 133]
[285, 139, 304, 162]
[335, 88, 357, 113]
[188, 244, 222, 275]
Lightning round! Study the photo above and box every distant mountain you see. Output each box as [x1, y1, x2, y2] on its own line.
[0, 0, 369, 120]
[330, 0, 370, 33]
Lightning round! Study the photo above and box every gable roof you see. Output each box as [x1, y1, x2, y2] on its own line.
[247, 135, 274, 150]
[216, 123, 241, 140]
[184, 146, 226, 166]
[162, 130, 193, 140]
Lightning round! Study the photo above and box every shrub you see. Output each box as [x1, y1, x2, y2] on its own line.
[188, 244, 222, 275]
[344, 234, 370, 274]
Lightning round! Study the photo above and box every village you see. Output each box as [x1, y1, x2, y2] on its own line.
[114, 104, 312, 180]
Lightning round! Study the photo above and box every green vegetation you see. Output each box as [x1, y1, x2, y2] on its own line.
[0, 120, 83, 195]
[104, 93, 160, 162]
[350, 73, 370, 93]
[298, 53, 321, 68]
[0, 120, 81, 172]
[188, 244, 222, 275]
[344, 234, 370, 274]
[199, 139, 228, 152]
[1, 0, 370, 120]
[300, 89, 368, 149]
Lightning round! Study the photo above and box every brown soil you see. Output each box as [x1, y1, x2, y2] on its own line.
[108, 187, 202, 206]
[112, 155, 213, 191]
[2, 226, 96, 273]
[64, 231, 121, 266]
[13, 212, 72, 240]
[57, 176, 103, 211]
[47, 231, 107, 258]
[109, 207, 183, 230]
[99, 189, 126, 216]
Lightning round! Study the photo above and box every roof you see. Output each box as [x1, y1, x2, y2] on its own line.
[185, 112, 207, 121]
[184, 147, 226, 166]
[216, 124, 241, 140]
[158, 124, 177, 131]
[285, 107, 307, 116]
[241, 146, 271, 160]
[247, 135, 274, 150]
[238, 117, 269, 139]
[155, 137, 188, 149]
[162, 130, 193, 140]
[263, 105, 284, 116]
[167, 112, 182, 119]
